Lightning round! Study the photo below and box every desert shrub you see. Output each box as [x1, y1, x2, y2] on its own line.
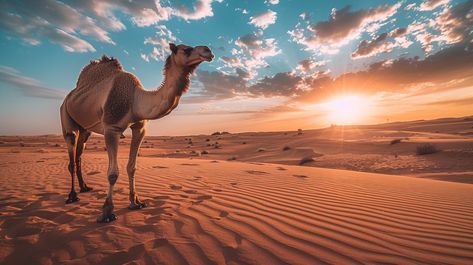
[201, 150, 209, 155]
[416, 143, 440, 155]
[390, 138, 402, 145]
[297, 129, 303, 135]
[282, 145, 291, 151]
[221, 131, 230, 135]
[228, 155, 237, 161]
[299, 156, 314, 165]
[242, 141, 246, 144]
[211, 132, 221, 136]
[257, 148, 266, 152]
[206, 138, 210, 142]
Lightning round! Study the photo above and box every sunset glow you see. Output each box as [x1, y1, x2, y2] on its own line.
[324, 95, 370, 125]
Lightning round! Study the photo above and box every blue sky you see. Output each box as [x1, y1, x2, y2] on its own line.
[0, 0, 472, 135]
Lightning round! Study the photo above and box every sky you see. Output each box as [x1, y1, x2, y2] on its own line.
[0, 0, 472, 136]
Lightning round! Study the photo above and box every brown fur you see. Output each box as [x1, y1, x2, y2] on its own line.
[103, 73, 140, 124]
[76, 55, 122, 90]
[163, 56, 198, 96]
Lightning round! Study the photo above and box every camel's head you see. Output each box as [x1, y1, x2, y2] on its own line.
[169, 43, 214, 68]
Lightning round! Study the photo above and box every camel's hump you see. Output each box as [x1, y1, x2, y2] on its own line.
[75, 55, 123, 89]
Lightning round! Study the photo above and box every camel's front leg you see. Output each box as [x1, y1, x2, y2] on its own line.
[128, 121, 147, 210]
[97, 128, 121, 223]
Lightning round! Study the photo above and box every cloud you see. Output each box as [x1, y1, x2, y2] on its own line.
[288, 3, 401, 53]
[173, 0, 223, 20]
[295, 58, 327, 75]
[351, 27, 412, 58]
[0, 0, 111, 52]
[194, 70, 247, 101]
[143, 25, 177, 61]
[219, 32, 281, 78]
[418, 0, 450, 11]
[72, 0, 171, 27]
[0, 66, 66, 99]
[433, 0, 473, 44]
[249, 10, 277, 29]
[265, 0, 279, 5]
[0, 0, 222, 52]
[413, 0, 473, 52]
[189, 41, 473, 108]
[249, 72, 303, 97]
[300, 41, 473, 102]
[193, 70, 303, 101]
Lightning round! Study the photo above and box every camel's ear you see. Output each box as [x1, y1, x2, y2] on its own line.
[169, 43, 177, 54]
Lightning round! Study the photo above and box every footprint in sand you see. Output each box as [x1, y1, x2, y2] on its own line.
[219, 210, 229, 217]
[245, 170, 269, 175]
[293, 174, 308, 179]
[196, 195, 212, 201]
[170, 184, 182, 190]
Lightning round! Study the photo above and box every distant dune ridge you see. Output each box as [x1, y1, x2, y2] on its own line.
[0, 116, 473, 264]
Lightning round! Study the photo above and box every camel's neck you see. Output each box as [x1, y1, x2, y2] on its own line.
[135, 58, 192, 121]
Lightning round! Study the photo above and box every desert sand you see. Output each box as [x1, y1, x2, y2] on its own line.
[1, 117, 473, 264]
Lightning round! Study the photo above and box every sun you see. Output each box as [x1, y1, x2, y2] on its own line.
[324, 95, 369, 125]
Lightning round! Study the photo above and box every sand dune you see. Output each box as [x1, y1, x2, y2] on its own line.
[1, 149, 472, 264]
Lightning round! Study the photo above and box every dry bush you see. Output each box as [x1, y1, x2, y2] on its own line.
[257, 148, 266, 152]
[299, 156, 314, 165]
[416, 143, 440, 155]
[390, 138, 402, 145]
[282, 146, 291, 151]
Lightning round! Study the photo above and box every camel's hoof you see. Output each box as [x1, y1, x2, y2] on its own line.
[80, 186, 93, 193]
[129, 202, 147, 210]
[97, 213, 117, 223]
[65, 196, 80, 204]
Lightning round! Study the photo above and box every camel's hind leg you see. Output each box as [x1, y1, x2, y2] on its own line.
[76, 130, 93, 193]
[64, 132, 79, 203]
[60, 103, 80, 204]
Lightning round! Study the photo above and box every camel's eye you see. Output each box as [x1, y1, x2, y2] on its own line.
[184, 47, 193, 56]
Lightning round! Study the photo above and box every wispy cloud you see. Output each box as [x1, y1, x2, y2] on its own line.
[0, 0, 223, 53]
[0, 66, 66, 99]
[288, 3, 401, 54]
[249, 10, 277, 30]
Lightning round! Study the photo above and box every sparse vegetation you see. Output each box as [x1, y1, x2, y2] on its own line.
[390, 138, 402, 145]
[257, 148, 266, 152]
[201, 150, 209, 155]
[242, 141, 246, 144]
[299, 156, 315, 165]
[297, 129, 303, 135]
[228, 155, 237, 161]
[211, 132, 221, 136]
[283, 145, 291, 151]
[416, 143, 440, 155]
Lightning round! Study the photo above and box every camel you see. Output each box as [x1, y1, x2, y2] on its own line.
[60, 43, 214, 223]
